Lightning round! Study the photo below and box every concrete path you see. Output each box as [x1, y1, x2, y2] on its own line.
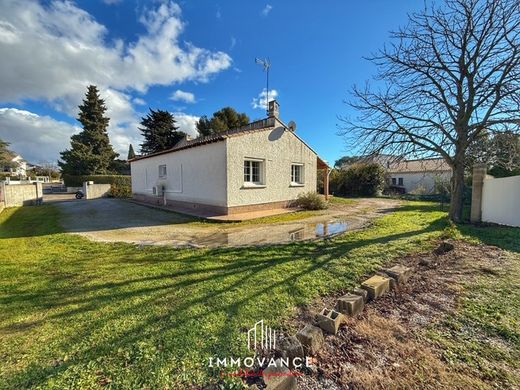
[53, 198, 401, 248]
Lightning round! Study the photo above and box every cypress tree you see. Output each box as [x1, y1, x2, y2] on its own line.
[139, 109, 186, 155]
[59, 85, 118, 175]
[127, 144, 136, 160]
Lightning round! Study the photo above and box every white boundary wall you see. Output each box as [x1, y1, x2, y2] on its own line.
[481, 175, 520, 227]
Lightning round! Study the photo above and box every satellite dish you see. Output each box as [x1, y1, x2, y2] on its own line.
[288, 121, 297, 132]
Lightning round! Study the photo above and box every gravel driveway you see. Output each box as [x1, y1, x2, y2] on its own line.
[54, 198, 400, 248]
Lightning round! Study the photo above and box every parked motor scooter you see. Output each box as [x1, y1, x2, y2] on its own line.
[75, 190, 84, 199]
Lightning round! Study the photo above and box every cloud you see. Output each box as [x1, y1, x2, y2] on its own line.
[133, 97, 146, 105]
[230, 36, 237, 50]
[252, 88, 279, 110]
[102, 0, 122, 4]
[0, 1, 232, 163]
[0, 108, 80, 163]
[216, 8, 221, 19]
[261, 4, 273, 16]
[170, 89, 196, 104]
[173, 113, 200, 137]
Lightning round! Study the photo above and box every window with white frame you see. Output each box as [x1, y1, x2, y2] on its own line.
[158, 164, 167, 178]
[291, 164, 304, 185]
[243, 159, 264, 185]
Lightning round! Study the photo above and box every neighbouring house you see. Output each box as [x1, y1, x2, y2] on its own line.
[2, 155, 27, 178]
[130, 100, 330, 216]
[387, 158, 452, 194]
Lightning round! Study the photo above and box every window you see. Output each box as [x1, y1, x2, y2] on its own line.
[291, 164, 304, 185]
[244, 159, 263, 184]
[158, 164, 167, 178]
[398, 177, 404, 186]
[391, 177, 397, 185]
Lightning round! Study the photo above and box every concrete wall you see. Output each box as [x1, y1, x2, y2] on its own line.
[83, 182, 111, 199]
[388, 171, 451, 194]
[130, 141, 228, 207]
[226, 126, 317, 207]
[481, 175, 520, 227]
[0, 182, 43, 207]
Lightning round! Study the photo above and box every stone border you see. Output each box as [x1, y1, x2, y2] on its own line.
[268, 264, 415, 390]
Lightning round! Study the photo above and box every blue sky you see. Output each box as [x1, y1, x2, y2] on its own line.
[0, 0, 425, 164]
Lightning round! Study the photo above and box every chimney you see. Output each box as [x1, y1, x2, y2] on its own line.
[268, 100, 280, 118]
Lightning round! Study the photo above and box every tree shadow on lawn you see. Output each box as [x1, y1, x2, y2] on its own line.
[1, 203, 448, 388]
[457, 223, 520, 253]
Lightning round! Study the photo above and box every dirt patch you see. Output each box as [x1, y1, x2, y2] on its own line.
[287, 241, 515, 389]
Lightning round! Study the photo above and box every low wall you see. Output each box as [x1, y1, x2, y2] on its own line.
[0, 182, 43, 207]
[83, 182, 111, 200]
[481, 175, 520, 227]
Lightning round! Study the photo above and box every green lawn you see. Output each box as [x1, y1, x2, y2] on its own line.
[0, 202, 518, 389]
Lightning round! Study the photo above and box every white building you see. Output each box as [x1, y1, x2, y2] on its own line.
[130, 101, 329, 216]
[3, 155, 27, 178]
[387, 158, 452, 194]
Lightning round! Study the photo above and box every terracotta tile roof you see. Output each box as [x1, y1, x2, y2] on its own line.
[387, 158, 451, 173]
[129, 118, 277, 162]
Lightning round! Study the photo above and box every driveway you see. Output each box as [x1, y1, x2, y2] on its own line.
[54, 198, 400, 248]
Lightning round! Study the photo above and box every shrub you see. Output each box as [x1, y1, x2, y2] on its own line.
[331, 163, 386, 197]
[293, 191, 328, 210]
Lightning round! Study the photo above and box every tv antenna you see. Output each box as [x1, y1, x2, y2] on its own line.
[255, 57, 271, 115]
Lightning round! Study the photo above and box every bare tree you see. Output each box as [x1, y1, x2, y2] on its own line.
[339, 0, 520, 222]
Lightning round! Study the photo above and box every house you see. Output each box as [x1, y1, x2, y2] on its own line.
[130, 100, 330, 216]
[2, 155, 27, 178]
[387, 158, 451, 194]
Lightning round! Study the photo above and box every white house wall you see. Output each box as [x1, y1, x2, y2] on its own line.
[130, 141, 227, 207]
[226, 126, 318, 207]
[388, 171, 451, 194]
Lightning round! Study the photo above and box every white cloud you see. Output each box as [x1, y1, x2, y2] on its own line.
[0, 108, 80, 163]
[230, 36, 237, 50]
[0, 0, 232, 163]
[252, 88, 279, 110]
[170, 89, 196, 104]
[103, 0, 122, 4]
[261, 4, 273, 16]
[133, 97, 146, 105]
[173, 113, 200, 137]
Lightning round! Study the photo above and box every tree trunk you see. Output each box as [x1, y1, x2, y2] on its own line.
[449, 160, 465, 222]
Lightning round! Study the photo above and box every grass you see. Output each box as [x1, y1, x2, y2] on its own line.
[426, 240, 520, 387]
[0, 202, 447, 389]
[328, 196, 358, 206]
[1, 201, 518, 389]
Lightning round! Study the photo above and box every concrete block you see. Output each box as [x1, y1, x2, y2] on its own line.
[376, 271, 396, 290]
[382, 265, 413, 284]
[316, 308, 344, 335]
[352, 287, 368, 303]
[277, 336, 304, 368]
[336, 293, 365, 316]
[361, 275, 390, 300]
[295, 324, 324, 355]
[263, 358, 297, 390]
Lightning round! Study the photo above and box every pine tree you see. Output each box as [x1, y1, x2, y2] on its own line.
[196, 107, 249, 137]
[59, 85, 118, 175]
[127, 144, 136, 160]
[139, 109, 186, 155]
[0, 139, 15, 169]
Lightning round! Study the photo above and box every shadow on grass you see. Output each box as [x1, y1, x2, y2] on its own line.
[0, 201, 450, 388]
[458, 223, 520, 253]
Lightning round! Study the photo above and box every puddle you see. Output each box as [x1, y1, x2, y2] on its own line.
[191, 220, 350, 247]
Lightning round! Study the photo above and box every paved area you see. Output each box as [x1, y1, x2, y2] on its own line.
[52, 198, 401, 248]
[43, 193, 76, 203]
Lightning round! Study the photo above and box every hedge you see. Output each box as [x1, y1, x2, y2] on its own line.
[62, 175, 131, 198]
[62, 174, 129, 187]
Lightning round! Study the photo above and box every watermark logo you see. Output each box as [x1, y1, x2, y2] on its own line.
[208, 319, 313, 376]
[247, 319, 276, 351]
